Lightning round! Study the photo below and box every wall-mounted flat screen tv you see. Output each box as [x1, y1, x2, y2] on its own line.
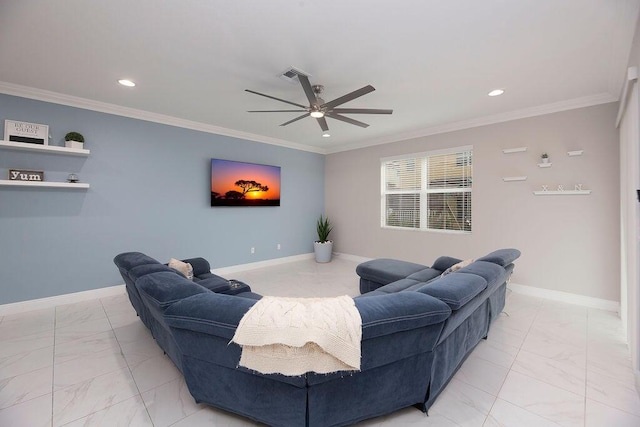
[211, 159, 281, 207]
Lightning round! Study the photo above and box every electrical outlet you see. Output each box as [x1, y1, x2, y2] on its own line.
[250, 247, 255, 254]
[277, 243, 281, 250]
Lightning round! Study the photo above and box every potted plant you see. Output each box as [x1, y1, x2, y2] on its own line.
[541, 152, 549, 163]
[65, 132, 85, 149]
[314, 215, 333, 263]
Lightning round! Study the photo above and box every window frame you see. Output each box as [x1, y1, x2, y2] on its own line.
[380, 145, 473, 234]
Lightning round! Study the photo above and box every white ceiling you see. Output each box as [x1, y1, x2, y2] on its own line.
[0, 0, 638, 154]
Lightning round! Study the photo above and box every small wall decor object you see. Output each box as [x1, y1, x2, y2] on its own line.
[541, 153, 549, 163]
[64, 132, 85, 149]
[542, 185, 549, 191]
[557, 184, 564, 191]
[502, 147, 528, 154]
[575, 184, 582, 191]
[67, 173, 79, 183]
[4, 120, 49, 145]
[8, 169, 44, 182]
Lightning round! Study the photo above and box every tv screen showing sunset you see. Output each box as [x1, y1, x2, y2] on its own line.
[211, 159, 281, 207]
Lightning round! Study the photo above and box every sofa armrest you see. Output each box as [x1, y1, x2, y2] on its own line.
[182, 257, 211, 277]
[415, 273, 487, 310]
[431, 256, 462, 272]
[476, 248, 521, 267]
[355, 292, 451, 340]
[164, 292, 258, 340]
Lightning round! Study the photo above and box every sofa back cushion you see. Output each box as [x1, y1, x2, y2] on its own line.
[136, 271, 210, 321]
[476, 248, 521, 267]
[415, 273, 487, 310]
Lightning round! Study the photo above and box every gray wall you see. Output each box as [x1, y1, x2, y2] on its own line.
[326, 103, 620, 301]
[0, 94, 324, 305]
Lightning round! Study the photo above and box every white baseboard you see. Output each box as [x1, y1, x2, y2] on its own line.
[0, 284, 126, 316]
[333, 252, 373, 263]
[213, 253, 315, 275]
[509, 282, 620, 312]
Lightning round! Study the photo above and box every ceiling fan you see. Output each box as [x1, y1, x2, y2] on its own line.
[245, 73, 392, 133]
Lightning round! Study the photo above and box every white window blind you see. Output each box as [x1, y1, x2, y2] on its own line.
[381, 146, 472, 233]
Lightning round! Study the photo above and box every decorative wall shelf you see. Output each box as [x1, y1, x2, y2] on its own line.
[502, 147, 527, 154]
[567, 150, 584, 156]
[533, 190, 591, 196]
[502, 176, 527, 182]
[0, 180, 89, 189]
[0, 140, 90, 156]
[538, 163, 552, 168]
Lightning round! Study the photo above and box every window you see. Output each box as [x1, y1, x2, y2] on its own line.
[381, 146, 472, 233]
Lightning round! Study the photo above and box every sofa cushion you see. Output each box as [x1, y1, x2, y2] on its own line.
[415, 273, 487, 310]
[405, 268, 442, 282]
[129, 263, 181, 282]
[114, 252, 161, 273]
[476, 248, 521, 267]
[197, 276, 232, 292]
[136, 271, 210, 318]
[456, 261, 505, 288]
[354, 292, 451, 340]
[356, 258, 428, 285]
[363, 278, 420, 294]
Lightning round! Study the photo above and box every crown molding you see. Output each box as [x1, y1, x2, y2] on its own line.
[0, 81, 619, 157]
[325, 92, 618, 154]
[0, 81, 325, 155]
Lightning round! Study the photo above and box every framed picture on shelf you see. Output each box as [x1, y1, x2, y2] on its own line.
[4, 120, 49, 145]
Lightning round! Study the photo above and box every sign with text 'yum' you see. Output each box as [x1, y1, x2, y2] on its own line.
[8, 169, 44, 181]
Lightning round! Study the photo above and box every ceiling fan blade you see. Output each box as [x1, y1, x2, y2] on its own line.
[316, 117, 329, 132]
[248, 110, 307, 113]
[245, 89, 307, 109]
[325, 112, 369, 128]
[280, 113, 310, 126]
[297, 74, 319, 106]
[332, 108, 393, 115]
[322, 85, 375, 109]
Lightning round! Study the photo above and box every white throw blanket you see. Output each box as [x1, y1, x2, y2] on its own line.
[231, 295, 362, 376]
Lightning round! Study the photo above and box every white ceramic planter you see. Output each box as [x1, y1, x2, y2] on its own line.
[65, 140, 84, 149]
[314, 241, 333, 263]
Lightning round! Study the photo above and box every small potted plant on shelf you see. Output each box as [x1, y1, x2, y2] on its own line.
[314, 215, 333, 263]
[541, 152, 549, 163]
[65, 132, 85, 149]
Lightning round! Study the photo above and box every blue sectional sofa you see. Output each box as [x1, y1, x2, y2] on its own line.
[113, 248, 520, 426]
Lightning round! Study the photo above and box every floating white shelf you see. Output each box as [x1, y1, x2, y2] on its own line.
[502, 176, 527, 182]
[0, 180, 89, 189]
[502, 147, 527, 154]
[567, 150, 584, 156]
[538, 163, 552, 168]
[0, 140, 90, 156]
[533, 190, 591, 196]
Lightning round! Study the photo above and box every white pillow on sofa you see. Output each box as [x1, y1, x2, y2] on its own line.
[168, 258, 194, 280]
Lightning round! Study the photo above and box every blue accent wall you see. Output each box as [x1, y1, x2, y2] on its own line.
[0, 94, 325, 304]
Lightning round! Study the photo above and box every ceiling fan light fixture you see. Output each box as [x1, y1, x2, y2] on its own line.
[488, 89, 504, 97]
[310, 110, 325, 118]
[322, 132, 330, 138]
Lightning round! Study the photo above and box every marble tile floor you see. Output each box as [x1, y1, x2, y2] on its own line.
[1, 256, 640, 426]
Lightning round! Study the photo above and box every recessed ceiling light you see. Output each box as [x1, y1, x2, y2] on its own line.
[488, 89, 504, 97]
[322, 132, 330, 138]
[118, 79, 136, 87]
